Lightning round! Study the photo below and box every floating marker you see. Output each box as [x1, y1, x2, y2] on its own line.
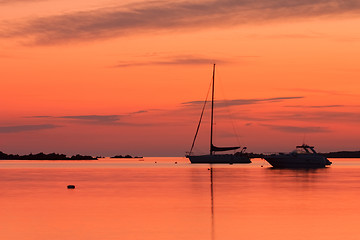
[67, 185, 75, 189]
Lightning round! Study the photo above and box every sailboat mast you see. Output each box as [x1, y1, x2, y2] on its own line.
[210, 64, 215, 155]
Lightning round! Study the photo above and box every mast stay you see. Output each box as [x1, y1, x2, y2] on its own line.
[188, 75, 212, 155]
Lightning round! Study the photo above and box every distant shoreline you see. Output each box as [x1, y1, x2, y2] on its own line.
[321, 151, 360, 158]
[110, 154, 143, 159]
[0, 151, 97, 160]
[1, 150, 360, 160]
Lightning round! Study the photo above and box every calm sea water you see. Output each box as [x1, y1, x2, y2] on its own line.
[1, 158, 360, 240]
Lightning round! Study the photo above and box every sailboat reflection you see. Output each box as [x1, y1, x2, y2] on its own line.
[210, 165, 215, 240]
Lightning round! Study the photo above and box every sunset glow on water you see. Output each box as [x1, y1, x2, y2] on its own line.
[1, 158, 360, 240]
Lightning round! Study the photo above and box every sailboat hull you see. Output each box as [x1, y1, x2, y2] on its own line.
[186, 154, 251, 164]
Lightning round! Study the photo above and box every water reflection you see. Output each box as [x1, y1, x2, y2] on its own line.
[1, 158, 360, 240]
[210, 166, 215, 240]
[264, 167, 332, 191]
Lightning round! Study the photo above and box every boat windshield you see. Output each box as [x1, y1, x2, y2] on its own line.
[292, 148, 310, 154]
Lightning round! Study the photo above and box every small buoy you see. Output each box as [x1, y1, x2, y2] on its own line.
[155, 161, 157, 163]
[261, 165, 263, 168]
[67, 185, 75, 189]
[208, 168, 210, 170]
[175, 162, 177, 164]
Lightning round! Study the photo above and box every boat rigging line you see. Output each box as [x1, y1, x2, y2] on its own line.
[188, 74, 212, 155]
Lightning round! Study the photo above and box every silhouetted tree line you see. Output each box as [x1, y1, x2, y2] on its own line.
[0, 151, 97, 160]
[321, 151, 360, 158]
[110, 155, 142, 158]
[111, 154, 134, 158]
[110, 154, 144, 158]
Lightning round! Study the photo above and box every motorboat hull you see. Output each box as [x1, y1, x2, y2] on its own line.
[264, 154, 332, 168]
[186, 154, 251, 164]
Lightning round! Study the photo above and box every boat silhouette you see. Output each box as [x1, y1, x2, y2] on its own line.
[186, 64, 251, 164]
[263, 144, 332, 168]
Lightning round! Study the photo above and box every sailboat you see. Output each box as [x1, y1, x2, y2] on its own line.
[186, 64, 251, 164]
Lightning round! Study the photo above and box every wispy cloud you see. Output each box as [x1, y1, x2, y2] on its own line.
[284, 88, 354, 96]
[0, 0, 43, 4]
[286, 111, 360, 122]
[26, 115, 53, 118]
[29, 114, 156, 126]
[59, 115, 122, 123]
[1, 0, 360, 45]
[24, 102, 360, 130]
[183, 96, 304, 107]
[0, 124, 59, 133]
[247, 32, 327, 40]
[0, 53, 12, 58]
[285, 104, 344, 108]
[262, 124, 331, 133]
[240, 109, 360, 124]
[131, 110, 148, 114]
[30, 115, 124, 124]
[113, 56, 226, 67]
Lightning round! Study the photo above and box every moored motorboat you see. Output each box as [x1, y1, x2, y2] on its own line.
[263, 144, 332, 168]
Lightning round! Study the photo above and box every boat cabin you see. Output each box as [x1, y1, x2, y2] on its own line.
[295, 144, 317, 154]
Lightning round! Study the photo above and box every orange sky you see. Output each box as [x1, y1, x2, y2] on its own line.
[0, 0, 359, 156]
